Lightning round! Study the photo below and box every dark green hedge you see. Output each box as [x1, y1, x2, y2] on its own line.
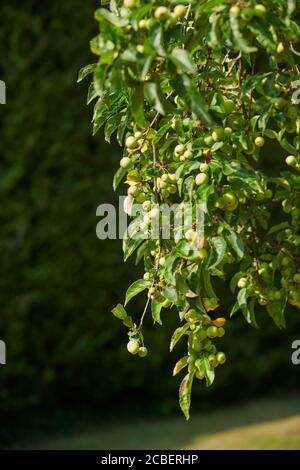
[0, 0, 299, 420]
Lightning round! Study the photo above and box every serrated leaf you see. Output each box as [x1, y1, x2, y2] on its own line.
[125, 279, 151, 306]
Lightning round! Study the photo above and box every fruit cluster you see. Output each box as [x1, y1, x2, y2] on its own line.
[82, 0, 300, 418]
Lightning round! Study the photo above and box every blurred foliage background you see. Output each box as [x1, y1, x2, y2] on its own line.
[0, 0, 299, 443]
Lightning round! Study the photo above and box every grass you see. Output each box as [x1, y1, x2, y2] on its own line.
[9, 394, 300, 450]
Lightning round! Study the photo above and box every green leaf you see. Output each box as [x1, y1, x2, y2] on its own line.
[248, 19, 276, 52]
[208, 237, 227, 270]
[94, 8, 128, 27]
[202, 356, 215, 387]
[230, 9, 257, 53]
[173, 356, 188, 376]
[123, 235, 144, 261]
[267, 222, 290, 235]
[131, 85, 146, 127]
[125, 279, 151, 306]
[77, 63, 96, 83]
[170, 323, 190, 352]
[202, 269, 217, 298]
[113, 167, 127, 191]
[226, 231, 244, 260]
[179, 371, 195, 420]
[111, 304, 128, 320]
[267, 295, 287, 329]
[237, 289, 258, 328]
[151, 300, 162, 325]
[104, 113, 122, 143]
[170, 74, 214, 126]
[144, 81, 173, 115]
[149, 23, 165, 56]
[169, 48, 196, 74]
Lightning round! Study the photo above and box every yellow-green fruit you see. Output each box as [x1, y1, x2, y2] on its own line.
[223, 192, 238, 211]
[138, 19, 148, 29]
[175, 144, 185, 155]
[237, 277, 248, 288]
[196, 370, 205, 380]
[212, 128, 225, 142]
[216, 352, 226, 365]
[208, 354, 218, 367]
[127, 340, 139, 354]
[241, 7, 254, 21]
[230, 6, 240, 15]
[138, 347, 148, 357]
[173, 4, 186, 18]
[128, 185, 139, 197]
[136, 44, 145, 54]
[277, 42, 284, 54]
[218, 327, 225, 338]
[206, 325, 218, 339]
[120, 157, 131, 168]
[286, 155, 296, 167]
[195, 173, 209, 185]
[200, 162, 209, 173]
[162, 299, 172, 308]
[124, 0, 137, 8]
[223, 99, 235, 114]
[255, 136, 265, 147]
[254, 4, 266, 16]
[154, 6, 169, 19]
[125, 135, 137, 149]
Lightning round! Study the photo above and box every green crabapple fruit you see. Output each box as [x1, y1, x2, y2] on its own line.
[255, 136, 265, 147]
[174, 144, 185, 156]
[216, 352, 226, 365]
[154, 6, 169, 19]
[223, 192, 238, 211]
[123, 0, 137, 8]
[208, 354, 218, 367]
[173, 5, 186, 19]
[127, 340, 140, 354]
[138, 347, 148, 357]
[195, 173, 209, 185]
[120, 157, 131, 169]
[237, 277, 248, 289]
[286, 155, 296, 167]
[125, 135, 137, 149]
[206, 325, 218, 339]
[254, 4, 266, 16]
[223, 99, 235, 114]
